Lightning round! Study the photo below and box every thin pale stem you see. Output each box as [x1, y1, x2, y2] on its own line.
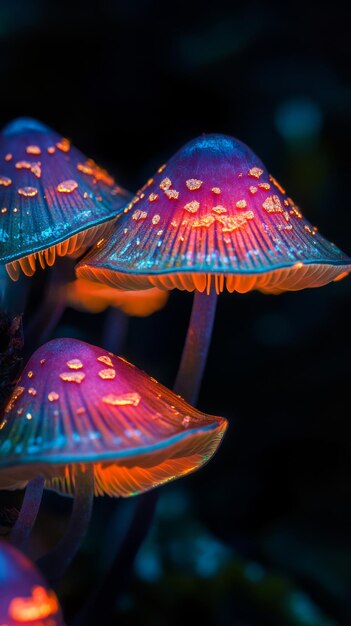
[25, 264, 67, 357]
[174, 289, 218, 404]
[37, 464, 94, 585]
[73, 289, 219, 623]
[102, 306, 129, 354]
[10, 475, 45, 550]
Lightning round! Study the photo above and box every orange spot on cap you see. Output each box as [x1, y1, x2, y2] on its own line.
[98, 368, 116, 380]
[26, 145, 41, 155]
[186, 178, 203, 190]
[57, 180, 78, 193]
[248, 167, 264, 179]
[164, 189, 179, 200]
[59, 372, 85, 383]
[212, 205, 227, 215]
[184, 200, 199, 213]
[18, 187, 38, 197]
[56, 137, 71, 152]
[48, 391, 59, 402]
[159, 177, 172, 191]
[67, 359, 84, 370]
[262, 195, 283, 213]
[102, 392, 141, 406]
[97, 355, 114, 367]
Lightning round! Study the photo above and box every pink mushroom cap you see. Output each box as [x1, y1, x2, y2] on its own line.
[0, 338, 227, 497]
[77, 134, 351, 294]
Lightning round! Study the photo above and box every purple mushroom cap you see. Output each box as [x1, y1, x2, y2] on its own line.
[0, 118, 131, 279]
[0, 338, 227, 497]
[77, 134, 351, 294]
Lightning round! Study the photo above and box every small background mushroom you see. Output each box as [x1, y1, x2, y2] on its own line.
[0, 540, 64, 626]
[66, 278, 169, 316]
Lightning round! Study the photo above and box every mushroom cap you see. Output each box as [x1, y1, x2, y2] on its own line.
[0, 118, 131, 277]
[76, 134, 351, 294]
[0, 540, 64, 625]
[66, 278, 169, 315]
[0, 338, 227, 497]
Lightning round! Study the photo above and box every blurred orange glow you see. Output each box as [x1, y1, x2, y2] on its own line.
[66, 278, 169, 315]
[9, 586, 59, 622]
[333, 271, 349, 282]
[77, 264, 350, 296]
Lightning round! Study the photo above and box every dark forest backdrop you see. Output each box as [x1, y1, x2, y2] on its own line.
[1, 1, 351, 625]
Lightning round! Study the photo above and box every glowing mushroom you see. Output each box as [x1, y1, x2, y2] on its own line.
[66, 278, 169, 315]
[76, 134, 351, 401]
[0, 541, 64, 626]
[0, 337, 227, 579]
[0, 118, 131, 280]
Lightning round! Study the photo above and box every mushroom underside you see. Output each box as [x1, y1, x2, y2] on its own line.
[5, 221, 113, 281]
[77, 263, 350, 295]
[0, 423, 226, 497]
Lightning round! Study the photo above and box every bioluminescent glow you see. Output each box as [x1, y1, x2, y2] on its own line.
[76, 134, 351, 295]
[0, 541, 64, 626]
[0, 338, 227, 497]
[0, 118, 131, 280]
[66, 278, 169, 316]
[9, 585, 59, 622]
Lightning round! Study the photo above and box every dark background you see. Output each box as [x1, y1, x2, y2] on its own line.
[1, 1, 351, 625]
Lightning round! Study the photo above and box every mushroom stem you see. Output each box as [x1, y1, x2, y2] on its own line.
[81, 290, 217, 603]
[75, 291, 218, 617]
[174, 288, 218, 404]
[10, 475, 45, 550]
[24, 264, 67, 357]
[102, 306, 129, 354]
[37, 464, 94, 584]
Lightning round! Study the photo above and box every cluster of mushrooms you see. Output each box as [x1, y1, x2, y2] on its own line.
[0, 118, 350, 624]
